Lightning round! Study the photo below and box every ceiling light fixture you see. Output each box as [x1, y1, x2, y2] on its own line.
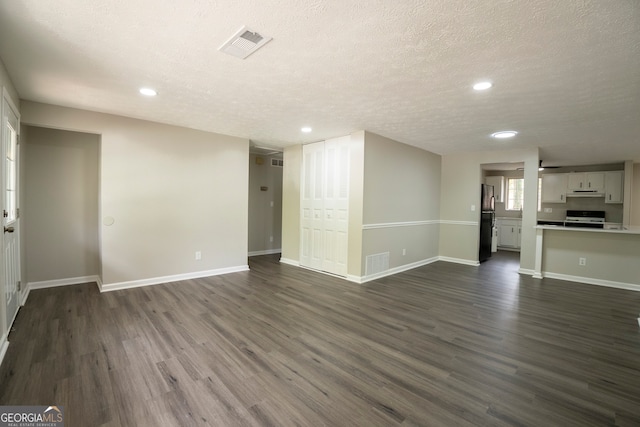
[301, 127, 312, 133]
[491, 131, 518, 139]
[139, 87, 157, 96]
[473, 81, 493, 91]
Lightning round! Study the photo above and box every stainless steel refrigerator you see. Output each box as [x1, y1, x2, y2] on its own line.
[479, 184, 495, 262]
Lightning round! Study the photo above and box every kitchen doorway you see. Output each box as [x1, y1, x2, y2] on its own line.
[481, 162, 525, 269]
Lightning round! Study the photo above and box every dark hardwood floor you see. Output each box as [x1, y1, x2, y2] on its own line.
[1, 252, 640, 426]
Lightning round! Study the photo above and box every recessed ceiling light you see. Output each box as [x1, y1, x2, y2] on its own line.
[473, 81, 493, 91]
[491, 131, 518, 139]
[139, 87, 157, 96]
[301, 127, 312, 133]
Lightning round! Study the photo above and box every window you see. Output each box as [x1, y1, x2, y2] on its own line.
[506, 178, 524, 211]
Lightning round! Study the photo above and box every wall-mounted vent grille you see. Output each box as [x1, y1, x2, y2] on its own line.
[271, 158, 284, 167]
[219, 26, 272, 59]
[365, 252, 390, 276]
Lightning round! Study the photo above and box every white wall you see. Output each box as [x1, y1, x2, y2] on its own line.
[21, 101, 249, 287]
[281, 145, 302, 264]
[23, 126, 100, 284]
[248, 153, 283, 255]
[439, 148, 539, 271]
[542, 229, 640, 287]
[361, 131, 441, 276]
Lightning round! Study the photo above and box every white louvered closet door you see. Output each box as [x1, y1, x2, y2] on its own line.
[300, 137, 350, 276]
[300, 141, 325, 270]
[321, 136, 350, 276]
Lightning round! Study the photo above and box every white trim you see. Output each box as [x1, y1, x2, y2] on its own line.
[542, 271, 640, 292]
[440, 220, 478, 226]
[533, 227, 544, 278]
[99, 265, 249, 293]
[497, 247, 520, 252]
[346, 274, 362, 283]
[248, 249, 281, 257]
[362, 220, 438, 230]
[20, 286, 29, 305]
[0, 332, 8, 368]
[438, 256, 480, 266]
[279, 258, 299, 267]
[348, 257, 440, 284]
[28, 275, 101, 290]
[2, 87, 21, 125]
[518, 268, 535, 275]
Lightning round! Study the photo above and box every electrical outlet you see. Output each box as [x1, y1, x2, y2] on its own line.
[402, 248, 406, 256]
[544, 208, 552, 213]
[579, 257, 586, 266]
[195, 251, 202, 260]
[471, 205, 476, 211]
[270, 235, 274, 242]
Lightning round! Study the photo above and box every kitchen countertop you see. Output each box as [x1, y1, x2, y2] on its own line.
[535, 224, 640, 235]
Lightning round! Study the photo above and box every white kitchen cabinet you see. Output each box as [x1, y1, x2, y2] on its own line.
[485, 176, 504, 203]
[498, 219, 521, 249]
[567, 172, 605, 192]
[541, 173, 568, 203]
[604, 171, 624, 204]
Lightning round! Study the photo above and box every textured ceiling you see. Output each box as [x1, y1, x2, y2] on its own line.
[1, 0, 639, 165]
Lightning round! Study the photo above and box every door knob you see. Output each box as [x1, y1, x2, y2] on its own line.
[4, 226, 14, 233]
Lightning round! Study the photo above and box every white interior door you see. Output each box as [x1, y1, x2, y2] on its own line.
[2, 92, 20, 328]
[322, 136, 349, 276]
[300, 141, 324, 270]
[300, 137, 349, 276]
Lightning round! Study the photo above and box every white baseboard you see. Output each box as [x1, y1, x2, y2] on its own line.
[497, 247, 520, 252]
[279, 258, 299, 267]
[28, 275, 101, 290]
[20, 286, 30, 305]
[248, 249, 282, 257]
[542, 272, 640, 292]
[348, 257, 440, 284]
[518, 268, 535, 275]
[99, 265, 249, 293]
[0, 332, 8, 368]
[438, 256, 480, 267]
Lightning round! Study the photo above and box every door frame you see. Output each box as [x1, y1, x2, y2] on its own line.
[1, 86, 22, 333]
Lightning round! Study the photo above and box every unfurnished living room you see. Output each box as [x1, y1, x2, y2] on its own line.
[1, 1, 640, 426]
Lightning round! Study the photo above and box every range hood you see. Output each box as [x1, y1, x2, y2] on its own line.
[566, 190, 605, 197]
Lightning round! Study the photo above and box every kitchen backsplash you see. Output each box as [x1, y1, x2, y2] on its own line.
[538, 197, 623, 223]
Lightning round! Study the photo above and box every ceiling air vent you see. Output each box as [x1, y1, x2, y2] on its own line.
[219, 26, 272, 59]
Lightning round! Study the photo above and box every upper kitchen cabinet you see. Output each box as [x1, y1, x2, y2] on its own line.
[485, 176, 504, 203]
[605, 171, 624, 204]
[541, 173, 568, 203]
[567, 172, 605, 192]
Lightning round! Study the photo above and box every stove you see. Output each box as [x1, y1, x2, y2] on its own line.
[564, 210, 605, 228]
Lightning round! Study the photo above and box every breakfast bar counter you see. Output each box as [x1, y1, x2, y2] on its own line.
[535, 224, 640, 235]
[532, 225, 640, 290]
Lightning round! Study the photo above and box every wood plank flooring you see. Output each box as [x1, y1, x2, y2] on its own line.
[1, 251, 640, 426]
